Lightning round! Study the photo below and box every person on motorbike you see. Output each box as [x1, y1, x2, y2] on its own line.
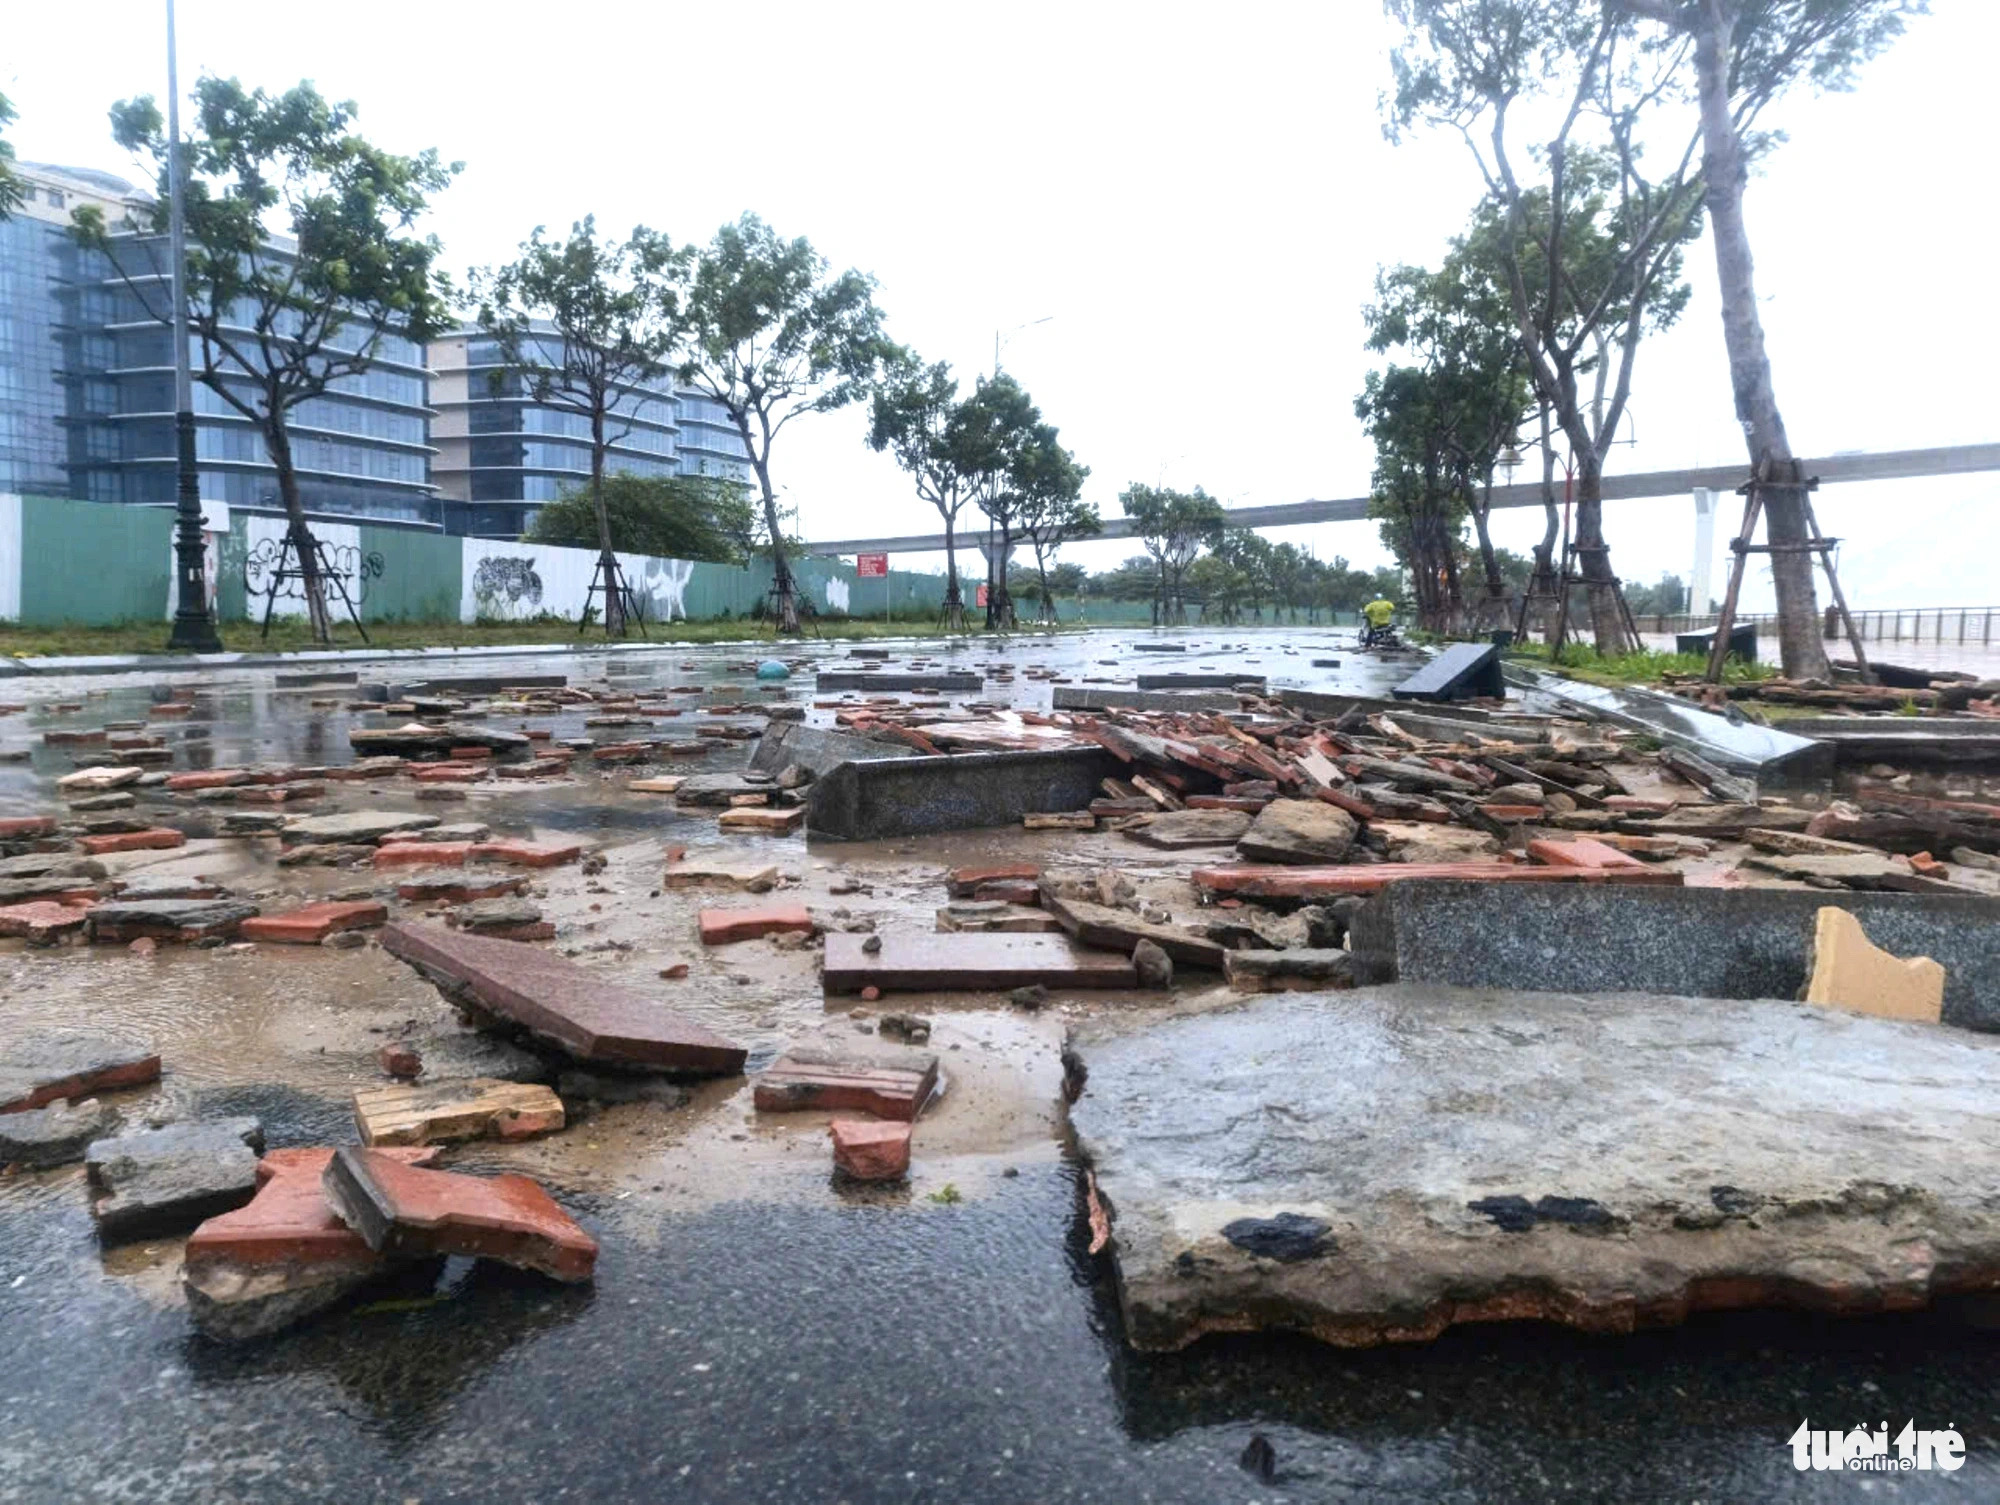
[1361, 594, 1398, 647]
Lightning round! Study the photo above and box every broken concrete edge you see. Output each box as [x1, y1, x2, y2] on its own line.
[805, 746, 1121, 840]
[1067, 986, 2000, 1353]
[747, 719, 919, 778]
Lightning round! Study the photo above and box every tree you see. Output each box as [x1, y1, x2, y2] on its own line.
[675, 214, 897, 634]
[1187, 552, 1249, 622]
[1212, 530, 1277, 621]
[960, 374, 1044, 630]
[473, 218, 684, 636]
[1624, 569, 1689, 617]
[1387, 2, 1707, 652]
[1362, 255, 1531, 632]
[526, 472, 756, 562]
[866, 359, 1016, 631]
[1121, 484, 1225, 624]
[0, 93, 23, 220]
[80, 80, 457, 644]
[1011, 426, 1095, 623]
[1091, 556, 1163, 604]
[1618, 0, 1923, 678]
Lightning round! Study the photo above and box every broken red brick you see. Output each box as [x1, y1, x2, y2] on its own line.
[448, 746, 494, 761]
[470, 839, 583, 868]
[1909, 851, 1946, 877]
[185, 1145, 439, 1271]
[1526, 837, 1648, 872]
[945, 863, 1040, 899]
[231, 783, 325, 804]
[0, 816, 60, 839]
[698, 904, 814, 945]
[240, 900, 388, 945]
[77, 828, 186, 856]
[147, 702, 194, 718]
[166, 769, 251, 791]
[395, 873, 528, 903]
[0, 901, 92, 943]
[970, 880, 1040, 906]
[829, 1119, 912, 1182]
[377, 1044, 423, 1079]
[321, 1147, 598, 1282]
[373, 842, 473, 868]
[1480, 804, 1546, 822]
[757, 1048, 938, 1120]
[408, 763, 488, 783]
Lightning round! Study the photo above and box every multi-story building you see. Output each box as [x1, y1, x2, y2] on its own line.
[1, 160, 439, 525]
[0, 162, 133, 496]
[430, 326, 750, 539]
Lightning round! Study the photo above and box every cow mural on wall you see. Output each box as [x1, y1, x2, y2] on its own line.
[471, 555, 545, 620]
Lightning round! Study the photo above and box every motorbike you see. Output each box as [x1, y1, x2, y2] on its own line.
[1359, 622, 1404, 651]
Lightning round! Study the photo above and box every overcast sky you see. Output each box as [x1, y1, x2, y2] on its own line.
[8, 1, 1995, 611]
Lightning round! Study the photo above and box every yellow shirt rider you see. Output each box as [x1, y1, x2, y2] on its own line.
[1362, 597, 1396, 630]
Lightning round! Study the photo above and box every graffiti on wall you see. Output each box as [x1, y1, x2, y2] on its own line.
[243, 535, 385, 607]
[471, 555, 545, 619]
[640, 556, 693, 622]
[823, 576, 851, 614]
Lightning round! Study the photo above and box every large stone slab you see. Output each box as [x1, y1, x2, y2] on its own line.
[806, 747, 1119, 840]
[349, 723, 532, 759]
[283, 810, 441, 845]
[379, 922, 747, 1074]
[0, 1035, 161, 1112]
[1392, 642, 1504, 702]
[1122, 810, 1253, 849]
[753, 1047, 939, 1120]
[748, 720, 919, 777]
[822, 931, 1139, 993]
[815, 671, 982, 692]
[1349, 880, 2000, 1031]
[1037, 888, 1227, 970]
[84, 898, 260, 944]
[1193, 862, 1677, 900]
[1050, 687, 1242, 713]
[321, 1147, 597, 1282]
[1235, 799, 1358, 865]
[1134, 673, 1265, 691]
[86, 1117, 265, 1241]
[1071, 985, 2000, 1351]
[0, 1097, 121, 1168]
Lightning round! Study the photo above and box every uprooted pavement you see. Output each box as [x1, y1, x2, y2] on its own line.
[5, 634, 2000, 1354]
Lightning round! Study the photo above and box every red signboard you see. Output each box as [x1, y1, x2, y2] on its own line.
[855, 552, 889, 578]
[976, 584, 989, 608]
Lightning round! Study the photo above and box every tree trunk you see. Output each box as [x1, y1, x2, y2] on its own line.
[590, 412, 627, 637]
[1529, 421, 1563, 640]
[1033, 544, 1057, 624]
[994, 524, 1017, 629]
[266, 416, 331, 646]
[1470, 484, 1509, 632]
[1693, 5, 1830, 679]
[751, 452, 798, 634]
[941, 512, 966, 631]
[1569, 450, 1633, 654]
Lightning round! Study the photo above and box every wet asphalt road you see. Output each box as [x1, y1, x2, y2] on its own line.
[5, 629, 2000, 1501]
[5, 1162, 2000, 1502]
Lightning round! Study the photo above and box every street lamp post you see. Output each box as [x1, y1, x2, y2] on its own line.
[164, 0, 221, 652]
[993, 315, 1053, 377]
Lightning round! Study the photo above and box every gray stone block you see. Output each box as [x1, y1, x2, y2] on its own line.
[1350, 880, 2000, 1030]
[748, 720, 919, 778]
[86, 1117, 264, 1241]
[806, 747, 1120, 840]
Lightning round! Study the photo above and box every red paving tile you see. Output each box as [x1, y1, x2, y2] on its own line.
[830, 1119, 913, 1181]
[240, 900, 388, 945]
[77, 829, 187, 856]
[698, 904, 814, 945]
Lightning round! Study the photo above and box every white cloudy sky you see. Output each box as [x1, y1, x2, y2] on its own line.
[8, 1, 1995, 611]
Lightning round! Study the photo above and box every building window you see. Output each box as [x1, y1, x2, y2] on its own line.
[46, 189, 66, 208]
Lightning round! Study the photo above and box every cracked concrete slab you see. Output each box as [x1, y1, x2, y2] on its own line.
[1070, 984, 2000, 1352]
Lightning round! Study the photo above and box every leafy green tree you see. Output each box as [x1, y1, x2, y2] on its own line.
[79, 80, 457, 644]
[1090, 556, 1163, 605]
[1010, 424, 1095, 624]
[473, 218, 685, 635]
[868, 358, 980, 628]
[525, 472, 756, 562]
[1356, 363, 1475, 633]
[675, 214, 898, 634]
[1187, 552, 1249, 623]
[1623, 570, 1689, 617]
[1387, 2, 1706, 652]
[1120, 484, 1225, 625]
[1212, 530, 1278, 621]
[955, 373, 1043, 630]
[0, 93, 23, 220]
[1365, 254, 1531, 631]
[1618, 0, 1922, 677]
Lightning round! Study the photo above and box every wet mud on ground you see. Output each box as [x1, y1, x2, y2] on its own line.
[4, 628, 2000, 1500]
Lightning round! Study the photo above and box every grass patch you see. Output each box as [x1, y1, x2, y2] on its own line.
[1506, 640, 1777, 687]
[0, 614, 1098, 659]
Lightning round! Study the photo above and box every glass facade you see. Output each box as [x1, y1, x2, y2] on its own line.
[0, 211, 73, 494]
[431, 327, 751, 539]
[55, 232, 440, 525]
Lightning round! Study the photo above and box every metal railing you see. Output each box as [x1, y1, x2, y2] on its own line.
[1641, 606, 2000, 647]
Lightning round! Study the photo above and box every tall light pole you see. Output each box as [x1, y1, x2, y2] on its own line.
[993, 315, 1053, 376]
[164, 0, 221, 651]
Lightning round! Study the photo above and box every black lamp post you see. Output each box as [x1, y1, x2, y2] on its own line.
[163, 0, 221, 652]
